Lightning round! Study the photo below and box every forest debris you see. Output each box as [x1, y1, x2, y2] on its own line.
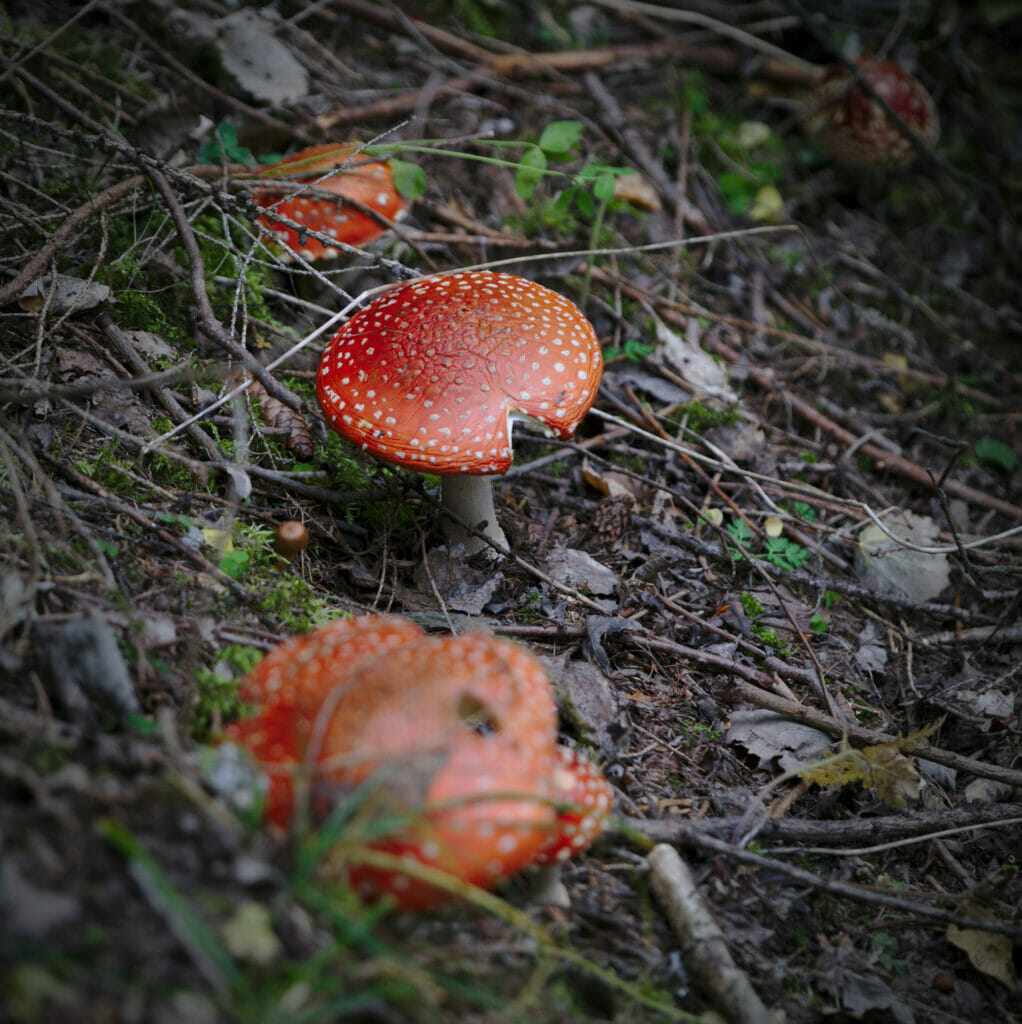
[647, 844, 780, 1024]
[947, 904, 1016, 987]
[215, 9, 308, 104]
[19, 274, 110, 314]
[546, 546, 618, 596]
[816, 937, 915, 1024]
[855, 510, 951, 602]
[656, 320, 736, 401]
[411, 547, 504, 614]
[33, 609, 141, 720]
[612, 171, 661, 212]
[854, 621, 889, 674]
[219, 902, 282, 966]
[546, 655, 621, 754]
[728, 708, 831, 773]
[237, 373, 315, 461]
[1, 860, 81, 940]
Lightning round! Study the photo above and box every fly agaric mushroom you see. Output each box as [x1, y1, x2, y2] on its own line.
[253, 144, 408, 262]
[808, 55, 939, 168]
[224, 614, 611, 909]
[316, 271, 603, 554]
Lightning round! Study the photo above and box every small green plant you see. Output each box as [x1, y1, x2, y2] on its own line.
[762, 536, 811, 572]
[724, 517, 753, 559]
[975, 437, 1017, 474]
[193, 643, 262, 737]
[871, 933, 909, 974]
[724, 519, 811, 572]
[603, 337, 656, 362]
[809, 612, 828, 633]
[197, 120, 257, 165]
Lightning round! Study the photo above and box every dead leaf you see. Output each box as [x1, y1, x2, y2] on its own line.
[656, 319, 736, 401]
[727, 709, 831, 773]
[125, 330, 175, 360]
[855, 509, 951, 603]
[749, 184, 784, 223]
[546, 545, 618, 596]
[216, 9, 308, 104]
[581, 458, 638, 501]
[19, 275, 110, 315]
[948, 905, 1016, 987]
[220, 902, 282, 965]
[545, 654, 620, 753]
[612, 171, 661, 212]
[855, 621, 889, 674]
[412, 547, 503, 614]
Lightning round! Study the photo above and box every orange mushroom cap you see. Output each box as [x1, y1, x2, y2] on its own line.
[253, 144, 409, 262]
[316, 271, 603, 476]
[810, 55, 939, 168]
[535, 744, 614, 866]
[225, 615, 614, 908]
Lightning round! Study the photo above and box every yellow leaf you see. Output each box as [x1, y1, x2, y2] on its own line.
[749, 185, 784, 223]
[948, 904, 1016, 987]
[202, 528, 234, 555]
[612, 171, 661, 212]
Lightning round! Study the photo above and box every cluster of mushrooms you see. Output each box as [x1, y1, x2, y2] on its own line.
[235, 157, 612, 906]
[225, 616, 612, 909]
[227, 56, 939, 907]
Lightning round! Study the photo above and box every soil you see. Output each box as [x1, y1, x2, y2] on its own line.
[1, 3, 1021, 1023]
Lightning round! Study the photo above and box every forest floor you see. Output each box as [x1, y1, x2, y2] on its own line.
[1, 2, 1021, 1023]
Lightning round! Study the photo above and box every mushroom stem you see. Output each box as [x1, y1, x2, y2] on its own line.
[440, 475, 507, 555]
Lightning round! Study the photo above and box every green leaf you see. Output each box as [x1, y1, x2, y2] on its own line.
[575, 187, 595, 218]
[538, 119, 583, 157]
[975, 437, 1017, 474]
[219, 549, 250, 580]
[725, 519, 753, 545]
[197, 121, 254, 166]
[390, 158, 427, 200]
[809, 612, 828, 633]
[515, 145, 547, 199]
[593, 170, 617, 202]
[764, 537, 810, 571]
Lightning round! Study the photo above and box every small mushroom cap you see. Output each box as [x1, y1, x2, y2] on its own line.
[316, 271, 603, 475]
[810, 56, 939, 168]
[254, 144, 408, 262]
[534, 744, 613, 866]
[273, 520, 309, 560]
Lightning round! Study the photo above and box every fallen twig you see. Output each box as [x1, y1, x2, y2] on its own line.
[648, 844, 779, 1024]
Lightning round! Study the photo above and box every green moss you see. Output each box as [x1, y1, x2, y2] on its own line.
[665, 399, 741, 435]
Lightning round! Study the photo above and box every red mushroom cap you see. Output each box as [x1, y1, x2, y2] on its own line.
[534, 744, 613, 866]
[811, 56, 939, 168]
[254, 144, 409, 262]
[225, 615, 586, 909]
[316, 271, 603, 476]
